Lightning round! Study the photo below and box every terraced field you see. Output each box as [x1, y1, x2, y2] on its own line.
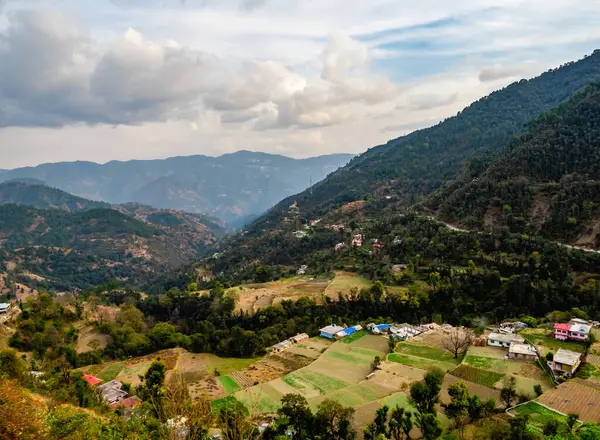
[231, 334, 392, 414]
[388, 341, 460, 372]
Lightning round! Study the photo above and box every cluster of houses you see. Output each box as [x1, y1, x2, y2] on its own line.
[486, 332, 538, 361]
[82, 374, 141, 416]
[296, 265, 308, 275]
[319, 324, 363, 340]
[268, 333, 310, 353]
[554, 318, 593, 341]
[367, 322, 441, 340]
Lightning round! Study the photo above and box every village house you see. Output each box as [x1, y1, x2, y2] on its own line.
[82, 374, 103, 387]
[392, 264, 408, 275]
[320, 325, 345, 339]
[554, 322, 591, 341]
[269, 340, 292, 353]
[486, 332, 525, 348]
[110, 396, 142, 417]
[551, 348, 582, 377]
[334, 325, 363, 340]
[508, 343, 538, 361]
[351, 234, 363, 247]
[331, 224, 344, 232]
[296, 265, 308, 275]
[335, 243, 345, 251]
[97, 380, 128, 405]
[294, 230, 308, 239]
[367, 323, 391, 335]
[289, 333, 309, 344]
[0, 303, 10, 313]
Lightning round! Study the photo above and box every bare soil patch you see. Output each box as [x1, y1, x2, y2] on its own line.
[538, 380, 600, 423]
[441, 375, 502, 407]
[76, 326, 112, 353]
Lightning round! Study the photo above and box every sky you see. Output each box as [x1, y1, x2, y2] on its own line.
[1, 0, 600, 168]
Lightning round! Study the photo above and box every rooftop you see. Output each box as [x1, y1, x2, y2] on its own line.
[0, 303, 10, 309]
[554, 348, 582, 366]
[110, 396, 142, 411]
[509, 343, 537, 356]
[487, 332, 525, 344]
[554, 323, 571, 331]
[320, 325, 345, 335]
[82, 374, 103, 387]
[570, 324, 592, 334]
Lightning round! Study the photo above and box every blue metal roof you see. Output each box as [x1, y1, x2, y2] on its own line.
[376, 324, 390, 330]
[343, 327, 357, 336]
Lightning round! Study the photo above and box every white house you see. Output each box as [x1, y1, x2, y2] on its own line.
[486, 332, 525, 348]
[0, 303, 10, 313]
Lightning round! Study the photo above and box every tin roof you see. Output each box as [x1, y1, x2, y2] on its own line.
[554, 348, 582, 366]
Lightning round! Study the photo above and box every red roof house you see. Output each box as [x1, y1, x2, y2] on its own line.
[82, 374, 103, 387]
[554, 323, 570, 341]
[110, 396, 142, 414]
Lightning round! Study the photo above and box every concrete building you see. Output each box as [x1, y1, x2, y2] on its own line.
[289, 333, 309, 344]
[0, 303, 10, 313]
[554, 323, 570, 340]
[508, 343, 538, 361]
[97, 380, 128, 405]
[486, 332, 525, 348]
[551, 349, 582, 377]
[269, 340, 292, 353]
[320, 325, 345, 339]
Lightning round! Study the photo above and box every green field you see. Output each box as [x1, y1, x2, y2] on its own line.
[283, 370, 348, 395]
[451, 365, 504, 387]
[388, 353, 457, 372]
[340, 330, 368, 344]
[519, 329, 586, 354]
[512, 402, 568, 429]
[217, 375, 242, 395]
[98, 362, 125, 382]
[395, 343, 462, 365]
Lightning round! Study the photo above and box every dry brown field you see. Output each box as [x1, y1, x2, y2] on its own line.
[537, 380, 600, 423]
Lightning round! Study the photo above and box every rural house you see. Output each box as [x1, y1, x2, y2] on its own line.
[486, 332, 525, 348]
[334, 325, 363, 340]
[0, 303, 10, 313]
[296, 265, 308, 275]
[554, 322, 591, 341]
[351, 234, 363, 246]
[335, 243, 345, 251]
[508, 343, 538, 361]
[82, 374, 103, 387]
[97, 380, 128, 405]
[289, 333, 309, 344]
[551, 349, 582, 377]
[110, 396, 142, 417]
[269, 340, 292, 353]
[320, 325, 345, 339]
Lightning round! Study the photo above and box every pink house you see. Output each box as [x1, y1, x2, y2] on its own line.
[554, 323, 570, 340]
[569, 324, 591, 341]
[352, 234, 363, 247]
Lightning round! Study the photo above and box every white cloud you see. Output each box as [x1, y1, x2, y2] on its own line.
[0, 0, 599, 168]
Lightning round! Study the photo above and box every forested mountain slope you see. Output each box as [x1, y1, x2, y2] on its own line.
[0, 151, 354, 222]
[0, 180, 110, 212]
[0, 185, 226, 290]
[250, 51, 600, 230]
[424, 82, 600, 248]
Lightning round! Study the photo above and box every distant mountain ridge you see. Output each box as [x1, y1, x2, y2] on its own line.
[0, 151, 354, 223]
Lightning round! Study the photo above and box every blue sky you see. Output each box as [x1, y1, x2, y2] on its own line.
[1, 0, 600, 167]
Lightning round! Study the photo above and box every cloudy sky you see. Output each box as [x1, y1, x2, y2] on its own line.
[1, 0, 600, 168]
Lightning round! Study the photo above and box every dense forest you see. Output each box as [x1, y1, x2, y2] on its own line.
[425, 82, 600, 245]
[249, 50, 600, 230]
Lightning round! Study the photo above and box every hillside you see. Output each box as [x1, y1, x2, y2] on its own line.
[0, 180, 110, 212]
[0, 202, 223, 290]
[423, 82, 600, 248]
[248, 50, 600, 230]
[0, 151, 354, 223]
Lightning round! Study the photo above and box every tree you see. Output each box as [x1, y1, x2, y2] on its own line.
[388, 406, 412, 440]
[442, 328, 473, 359]
[373, 405, 389, 436]
[542, 418, 560, 436]
[74, 376, 91, 408]
[218, 400, 259, 440]
[0, 349, 26, 380]
[533, 384, 543, 397]
[372, 356, 382, 371]
[417, 414, 442, 440]
[388, 335, 396, 353]
[138, 360, 166, 417]
[315, 399, 356, 440]
[409, 367, 445, 415]
[500, 376, 517, 409]
[443, 381, 470, 439]
[278, 394, 313, 439]
[567, 413, 579, 434]
[508, 414, 536, 440]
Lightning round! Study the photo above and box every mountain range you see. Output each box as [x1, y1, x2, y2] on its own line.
[201, 50, 600, 283]
[0, 151, 354, 223]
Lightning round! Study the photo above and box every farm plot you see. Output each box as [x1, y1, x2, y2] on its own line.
[116, 361, 152, 387]
[451, 365, 504, 387]
[216, 375, 242, 395]
[388, 353, 456, 372]
[324, 272, 373, 299]
[98, 362, 125, 382]
[537, 380, 600, 423]
[76, 326, 111, 353]
[369, 363, 426, 392]
[395, 343, 462, 365]
[510, 402, 568, 430]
